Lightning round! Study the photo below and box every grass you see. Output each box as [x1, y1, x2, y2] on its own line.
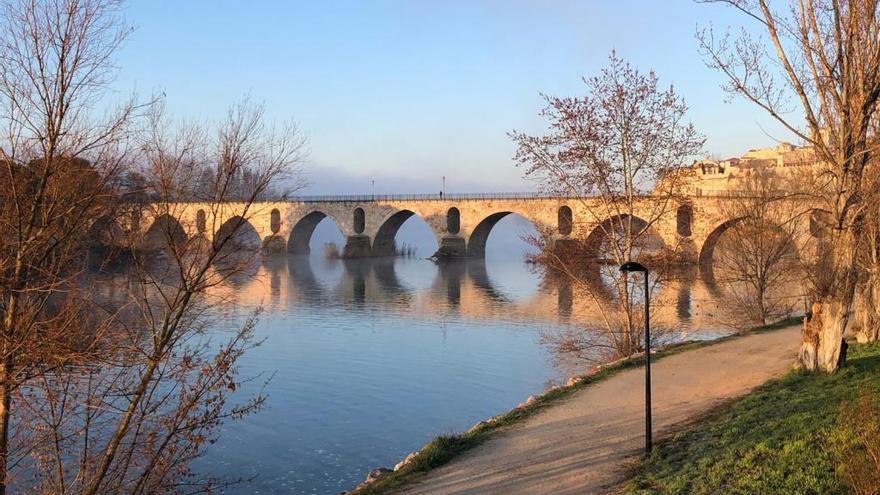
[620, 339, 880, 495]
[349, 316, 803, 495]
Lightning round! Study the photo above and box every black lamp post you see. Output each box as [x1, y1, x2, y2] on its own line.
[619, 261, 652, 454]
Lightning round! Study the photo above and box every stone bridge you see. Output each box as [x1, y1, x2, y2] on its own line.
[98, 193, 823, 265]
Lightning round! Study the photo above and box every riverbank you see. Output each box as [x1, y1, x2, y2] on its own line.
[620, 339, 880, 494]
[348, 317, 801, 494]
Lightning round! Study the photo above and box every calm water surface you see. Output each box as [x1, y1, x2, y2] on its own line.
[184, 247, 741, 494]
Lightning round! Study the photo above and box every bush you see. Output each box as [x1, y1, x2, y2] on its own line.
[324, 242, 340, 259]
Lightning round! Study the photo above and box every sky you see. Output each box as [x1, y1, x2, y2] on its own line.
[114, 0, 798, 195]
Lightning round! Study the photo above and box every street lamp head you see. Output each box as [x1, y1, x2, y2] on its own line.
[619, 261, 647, 273]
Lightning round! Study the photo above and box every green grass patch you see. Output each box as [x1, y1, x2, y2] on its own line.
[350, 317, 802, 495]
[620, 340, 880, 495]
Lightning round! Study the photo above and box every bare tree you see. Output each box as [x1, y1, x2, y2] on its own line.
[0, 0, 307, 493]
[711, 170, 806, 328]
[852, 163, 880, 342]
[0, 0, 142, 491]
[511, 53, 704, 362]
[42, 101, 303, 495]
[698, 0, 880, 371]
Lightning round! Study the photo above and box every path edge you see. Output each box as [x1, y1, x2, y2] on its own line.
[347, 316, 802, 495]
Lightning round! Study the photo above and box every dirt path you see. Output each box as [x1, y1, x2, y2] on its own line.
[399, 326, 801, 495]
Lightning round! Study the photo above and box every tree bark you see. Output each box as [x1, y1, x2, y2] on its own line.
[801, 302, 821, 371]
[816, 299, 848, 372]
[854, 273, 880, 343]
[0, 362, 9, 495]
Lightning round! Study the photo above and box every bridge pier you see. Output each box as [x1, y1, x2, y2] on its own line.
[262, 234, 287, 255]
[548, 236, 577, 257]
[434, 235, 467, 258]
[676, 237, 698, 263]
[343, 235, 372, 258]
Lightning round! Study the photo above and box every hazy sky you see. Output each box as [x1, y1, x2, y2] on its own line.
[116, 1, 796, 195]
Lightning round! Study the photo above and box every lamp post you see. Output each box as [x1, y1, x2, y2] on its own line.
[619, 261, 651, 454]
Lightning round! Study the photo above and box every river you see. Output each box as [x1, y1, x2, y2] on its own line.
[84, 214, 793, 494]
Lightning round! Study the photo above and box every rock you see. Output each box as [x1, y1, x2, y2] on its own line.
[565, 376, 582, 387]
[467, 420, 489, 433]
[364, 467, 392, 485]
[516, 395, 537, 409]
[485, 414, 502, 424]
[394, 451, 419, 471]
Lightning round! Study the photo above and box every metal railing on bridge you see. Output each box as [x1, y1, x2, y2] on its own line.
[122, 190, 781, 204]
[286, 192, 581, 202]
[285, 191, 771, 202]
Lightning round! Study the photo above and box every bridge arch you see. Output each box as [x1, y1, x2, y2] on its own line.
[584, 214, 665, 260]
[288, 210, 345, 255]
[372, 209, 437, 257]
[214, 216, 262, 252]
[87, 215, 126, 248]
[698, 218, 742, 271]
[467, 211, 539, 258]
[142, 214, 187, 251]
[698, 216, 801, 297]
[697, 216, 797, 283]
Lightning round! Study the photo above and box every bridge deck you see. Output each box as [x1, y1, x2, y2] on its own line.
[284, 191, 753, 202]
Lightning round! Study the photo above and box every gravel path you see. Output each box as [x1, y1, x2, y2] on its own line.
[398, 326, 801, 495]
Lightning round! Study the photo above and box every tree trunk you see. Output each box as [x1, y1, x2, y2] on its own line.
[854, 274, 880, 343]
[802, 221, 859, 372]
[0, 361, 10, 495]
[800, 302, 821, 371]
[817, 299, 848, 373]
[800, 299, 849, 372]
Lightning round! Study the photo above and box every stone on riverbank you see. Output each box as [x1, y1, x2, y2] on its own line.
[516, 395, 537, 409]
[347, 467, 392, 492]
[467, 421, 490, 434]
[365, 467, 392, 483]
[565, 376, 584, 387]
[394, 451, 419, 471]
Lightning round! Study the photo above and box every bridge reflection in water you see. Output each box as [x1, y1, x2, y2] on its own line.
[107, 252, 802, 494]
[206, 254, 778, 346]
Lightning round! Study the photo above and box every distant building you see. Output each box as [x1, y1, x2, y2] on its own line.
[690, 142, 821, 195]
